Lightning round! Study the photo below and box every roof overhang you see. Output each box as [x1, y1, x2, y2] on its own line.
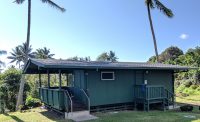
[23, 59, 197, 74]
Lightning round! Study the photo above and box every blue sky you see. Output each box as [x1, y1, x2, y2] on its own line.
[0, 0, 200, 67]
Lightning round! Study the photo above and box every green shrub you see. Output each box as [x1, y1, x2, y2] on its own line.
[180, 92, 189, 97]
[182, 87, 196, 95]
[196, 87, 200, 91]
[25, 96, 41, 108]
[0, 68, 22, 111]
[176, 84, 185, 93]
[184, 80, 193, 87]
[190, 85, 198, 90]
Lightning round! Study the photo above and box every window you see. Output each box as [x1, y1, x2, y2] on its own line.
[101, 72, 115, 80]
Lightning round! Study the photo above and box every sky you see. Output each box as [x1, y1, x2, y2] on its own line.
[0, 0, 200, 69]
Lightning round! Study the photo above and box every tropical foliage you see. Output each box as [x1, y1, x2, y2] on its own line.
[34, 47, 54, 59]
[96, 51, 118, 62]
[0, 50, 7, 68]
[67, 56, 91, 61]
[148, 46, 183, 64]
[0, 68, 30, 111]
[14, 0, 65, 110]
[148, 46, 200, 97]
[7, 43, 34, 68]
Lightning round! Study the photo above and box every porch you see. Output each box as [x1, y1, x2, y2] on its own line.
[39, 87, 90, 113]
[38, 84, 175, 113]
[134, 85, 175, 111]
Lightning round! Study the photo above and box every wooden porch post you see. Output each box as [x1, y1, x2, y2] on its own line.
[59, 70, 62, 89]
[172, 72, 175, 107]
[66, 73, 68, 86]
[39, 73, 41, 88]
[47, 70, 50, 88]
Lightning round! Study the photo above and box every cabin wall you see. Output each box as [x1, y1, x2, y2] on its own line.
[87, 69, 135, 106]
[144, 70, 173, 92]
[73, 70, 85, 89]
[73, 69, 174, 107]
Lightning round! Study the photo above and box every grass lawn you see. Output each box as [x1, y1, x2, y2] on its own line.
[1, 94, 200, 122]
[0, 107, 200, 122]
[0, 108, 71, 122]
[88, 109, 200, 122]
[176, 94, 200, 106]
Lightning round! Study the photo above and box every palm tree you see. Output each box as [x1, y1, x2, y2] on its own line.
[34, 47, 54, 59]
[108, 51, 118, 62]
[7, 46, 23, 68]
[14, 0, 65, 110]
[14, 0, 65, 63]
[97, 51, 118, 62]
[7, 43, 34, 68]
[145, 0, 173, 62]
[0, 50, 7, 68]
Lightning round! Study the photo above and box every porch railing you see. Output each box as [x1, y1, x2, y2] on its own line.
[134, 85, 174, 101]
[81, 89, 90, 112]
[64, 90, 73, 113]
[39, 87, 72, 111]
[67, 87, 90, 112]
[39, 87, 90, 113]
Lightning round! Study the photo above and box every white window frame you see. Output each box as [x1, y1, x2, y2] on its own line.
[101, 71, 115, 80]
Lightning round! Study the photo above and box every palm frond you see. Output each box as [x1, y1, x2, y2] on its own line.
[153, 0, 173, 18]
[14, 0, 25, 4]
[41, 0, 66, 12]
[0, 50, 7, 55]
[0, 60, 5, 67]
[145, 0, 154, 9]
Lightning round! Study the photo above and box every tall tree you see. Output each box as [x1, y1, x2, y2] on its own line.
[148, 46, 183, 64]
[145, 0, 173, 62]
[96, 52, 109, 61]
[96, 51, 118, 62]
[14, 0, 65, 110]
[34, 47, 54, 59]
[0, 50, 7, 68]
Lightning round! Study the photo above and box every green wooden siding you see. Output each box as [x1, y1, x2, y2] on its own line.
[74, 70, 85, 89]
[39, 69, 173, 110]
[144, 70, 173, 92]
[85, 69, 173, 107]
[135, 71, 144, 85]
[87, 70, 135, 106]
[39, 88, 67, 111]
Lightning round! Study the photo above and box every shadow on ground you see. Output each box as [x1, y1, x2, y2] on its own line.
[176, 102, 200, 114]
[3, 113, 24, 122]
[39, 109, 66, 121]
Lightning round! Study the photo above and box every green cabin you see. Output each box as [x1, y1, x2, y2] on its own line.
[23, 59, 191, 114]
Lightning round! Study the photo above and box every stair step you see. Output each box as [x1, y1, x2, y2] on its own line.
[65, 111, 98, 121]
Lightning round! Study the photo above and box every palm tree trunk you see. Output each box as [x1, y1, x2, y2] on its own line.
[16, 0, 31, 110]
[147, 4, 160, 63]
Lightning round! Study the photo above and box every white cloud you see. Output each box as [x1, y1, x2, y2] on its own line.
[179, 34, 189, 40]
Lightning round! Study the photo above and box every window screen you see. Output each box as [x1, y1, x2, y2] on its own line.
[101, 72, 115, 80]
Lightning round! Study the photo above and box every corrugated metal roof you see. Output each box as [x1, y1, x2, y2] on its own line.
[23, 58, 195, 74]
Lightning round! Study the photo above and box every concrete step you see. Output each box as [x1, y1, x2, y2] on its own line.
[65, 111, 98, 122]
[167, 105, 180, 110]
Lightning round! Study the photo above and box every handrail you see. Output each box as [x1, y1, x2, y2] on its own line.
[64, 90, 73, 113]
[81, 89, 90, 112]
[164, 88, 176, 108]
[135, 85, 164, 87]
[165, 89, 174, 96]
[135, 85, 166, 100]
